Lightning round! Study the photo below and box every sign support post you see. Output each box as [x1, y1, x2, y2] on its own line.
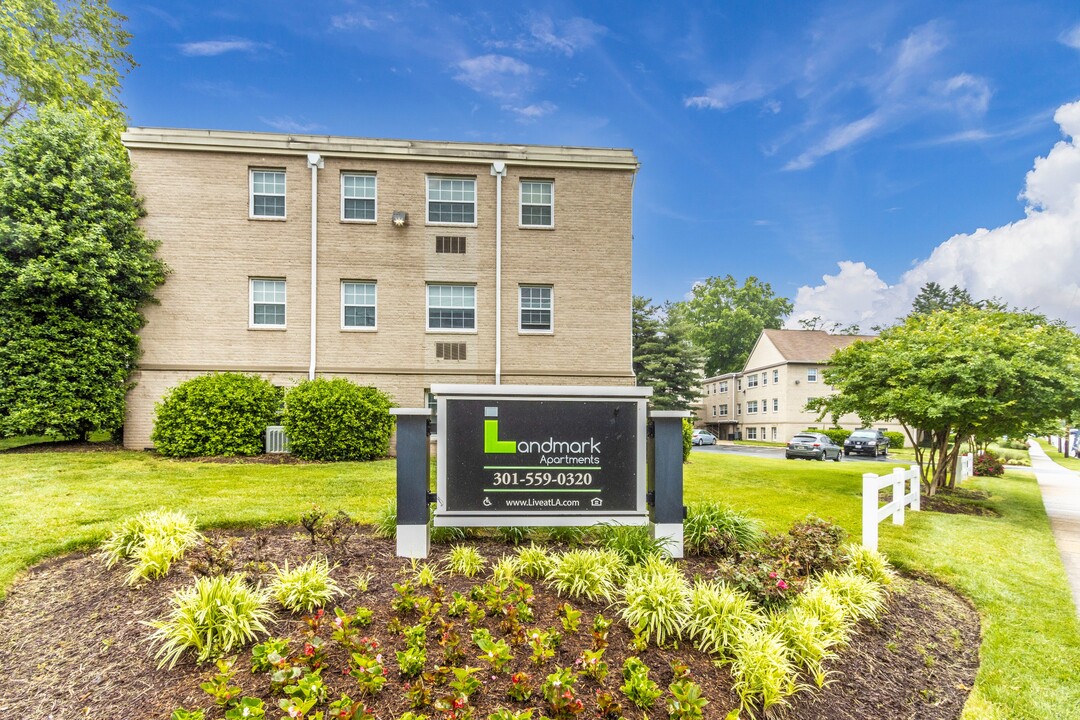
[648, 410, 689, 558]
[390, 408, 431, 558]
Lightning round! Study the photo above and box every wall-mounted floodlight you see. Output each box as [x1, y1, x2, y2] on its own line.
[392, 211, 409, 228]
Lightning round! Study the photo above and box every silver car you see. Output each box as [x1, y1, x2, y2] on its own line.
[786, 432, 842, 462]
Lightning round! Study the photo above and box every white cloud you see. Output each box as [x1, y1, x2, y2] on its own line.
[503, 101, 557, 121]
[527, 14, 606, 57]
[791, 100, 1080, 330]
[784, 113, 885, 170]
[331, 12, 379, 30]
[259, 116, 323, 133]
[178, 39, 267, 57]
[1060, 23, 1080, 50]
[454, 54, 533, 100]
[684, 81, 769, 110]
[933, 73, 992, 116]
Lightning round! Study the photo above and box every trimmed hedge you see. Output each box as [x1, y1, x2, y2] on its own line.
[974, 452, 1005, 477]
[883, 431, 905, 450]
[152, 373, 281, 457]
[804, 428, 851, 444]
[283, 378, 394, 461]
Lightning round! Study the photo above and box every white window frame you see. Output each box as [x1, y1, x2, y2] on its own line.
[773, 369, 779, 384]
[341, 173, 377, 222]
[719, 404, 728, 417]
[737, 403, 741, 415]
[747, 375, 759, 388]
[341, 281, 377, 331]
[807, 367, 819, 382]
[250, 278, 286, 329]
[719, 381, 728, 393]
[519, 284, 553, 333]
[712, 405, 717, 417]
[746, 427, 758, 440]
[426, 176, 477, 226]
[771, 427, 777, 440]
[773, 398, 779, 412]
[747, 400, 759, 414]
[250, 169, 286, 219]
[519, 179, 554, 228]
[426, 283, 477, 333]
[762, 372, 768, 386]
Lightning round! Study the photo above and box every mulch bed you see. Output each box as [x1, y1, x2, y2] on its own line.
[0, 527, 979, 720]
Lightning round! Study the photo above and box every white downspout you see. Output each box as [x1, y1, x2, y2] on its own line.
[307, 152, 323, 380]
[491, 161, 507, 385]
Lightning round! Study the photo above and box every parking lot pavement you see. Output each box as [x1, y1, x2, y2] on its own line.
[691, 443, 897, 462]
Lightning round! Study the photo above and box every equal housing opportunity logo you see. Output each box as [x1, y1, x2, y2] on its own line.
[483, 406, 601, 465]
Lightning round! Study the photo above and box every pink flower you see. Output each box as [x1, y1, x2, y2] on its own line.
[777, 579, 788, 590]
[768, 571, 777, 579]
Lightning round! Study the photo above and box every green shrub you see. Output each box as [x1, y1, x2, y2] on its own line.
[515, 544, 555, 579]
[768, 515, 845, 577]
[373, 500, 396, 539]
[766, 606, 837, 687]
[684, 502, 763, 556]
[618, 555, 690, 646]
[841, 543, 896, 587]
[990, 446, 1030, 466]
[685, 580, 761, 658]
[883, 431, 905, 449]
[100, 509, 201, 584]
[147, 574, 274, 668]
[729, 626, 801, 714]
[813, 428, 851, 445]
[682, 419, 693, 462]
[814, 570, 887, 622]
[593, 524, 670, 564]
[793, 586, 851, 647]
[446, 545, 486, 577]
[283, 378, 393, 461]
[547, 548, 624, 602]
[152, 373, 281, 457]
[270, 557, 342, 612]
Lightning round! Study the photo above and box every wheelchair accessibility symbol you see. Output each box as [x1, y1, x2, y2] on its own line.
[483, 497, 493, 507]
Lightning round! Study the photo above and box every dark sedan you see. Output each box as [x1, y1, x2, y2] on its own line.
[785, 432, 842, 461]
[844, 429, 890, 457]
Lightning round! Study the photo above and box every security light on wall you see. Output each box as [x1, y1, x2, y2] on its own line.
[392, 211, 409, 227]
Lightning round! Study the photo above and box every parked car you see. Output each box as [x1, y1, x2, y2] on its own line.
[785, 432, 842, 461]
[691, 430, 717, 446]
[844, 428, 890, 457]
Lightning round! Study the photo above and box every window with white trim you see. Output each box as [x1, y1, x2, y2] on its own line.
[427, 284, 476, 330]
[771, 427, 777, 440]
[737, 403, 741, 415]
[519, 285, 552, 332]
[342, 281, 376, 329]
[761, 372, 768, 386]
[736, 378, 743, 390]
[427, 177, 475, 224]
[251, 170, 285, 218]
[712, 405, 717, 417]
[773, 369, 779, 384]
[773, 398, 779, 412]
[747, 400, 759, 413]
[807, 367, 818, 382]
[719, 381, 728, 393]
[520, 180, 553, 227]
[746, 427, 758, 440]
[342, 173, 376, 221]
[747, 375, 759, 388]
[250, 278, 286, 327]
[719, 404, 728, 416]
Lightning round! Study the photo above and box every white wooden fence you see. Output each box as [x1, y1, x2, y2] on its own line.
[862, 453, 972, 551]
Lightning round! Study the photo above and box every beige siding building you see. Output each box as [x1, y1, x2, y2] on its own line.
[121, 128, 639, 449]
[697, 329, 904, 442]
[698, 372, 739, 440]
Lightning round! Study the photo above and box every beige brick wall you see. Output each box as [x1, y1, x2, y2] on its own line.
[124, 140, 635, 449]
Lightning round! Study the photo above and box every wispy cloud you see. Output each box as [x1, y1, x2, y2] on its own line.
[259, 116, 323, 133]
[185, 80, 271, 100]
[684, 81, 770, 110]
[503, 101, 558, 122]
[454, 54, 533, 100]
[526, 14, 606, 57]
[1060, 23, 1080, 50]
[178, 38, 268, 57]
[784, 113, 885, 170]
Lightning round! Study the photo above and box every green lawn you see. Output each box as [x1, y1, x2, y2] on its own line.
[1037, 438, 1080, 472]
[2, 445, 1078, 719]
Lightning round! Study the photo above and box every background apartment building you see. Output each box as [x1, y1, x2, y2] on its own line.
[698, 329, 905, 442]
[121, 128, 639, 450]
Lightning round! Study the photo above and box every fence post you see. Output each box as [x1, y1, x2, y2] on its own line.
[862, 472, 878, 552]
[909, 465, 920, 512]
[648, 411, 689, 558]
[891, 467, 906, 525]
[390, 408, 432, 558]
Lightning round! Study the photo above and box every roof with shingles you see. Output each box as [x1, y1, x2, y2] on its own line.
[761, 329, 876, 364]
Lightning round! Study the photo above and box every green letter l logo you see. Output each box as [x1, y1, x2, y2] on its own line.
[484, 407, 516, 453]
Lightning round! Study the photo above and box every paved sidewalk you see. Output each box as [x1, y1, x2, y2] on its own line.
[1028, 441, 1080, 618]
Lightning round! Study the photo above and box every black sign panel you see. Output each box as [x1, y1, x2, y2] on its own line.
[442, 398, 639, 515]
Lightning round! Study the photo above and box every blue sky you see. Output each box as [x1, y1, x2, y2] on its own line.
[118, 1, 1080, 329]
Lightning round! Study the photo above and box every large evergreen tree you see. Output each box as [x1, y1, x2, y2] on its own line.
[0, 108, 166, 439]
[633, 296, 703, 411]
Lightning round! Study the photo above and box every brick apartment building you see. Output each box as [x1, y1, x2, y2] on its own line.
[121, 128, 639, 450]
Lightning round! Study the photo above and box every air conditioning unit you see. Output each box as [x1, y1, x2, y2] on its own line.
[265, 425, 290, 454]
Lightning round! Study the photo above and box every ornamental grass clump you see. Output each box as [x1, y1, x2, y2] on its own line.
[593, 524, 670, 565]
[793, 586, 851, 648]
[729, 625, 802, 716]
[841, 543, 897, 587]
[546, 548, 624, 602]
[685, 580, 761, 658]
[515, 543, 555, 579]
[100, 508, 201, 585]
[447, 544, 486, 577]
[147, 574, 274, 668]
[765, 606, 838, 688]
[618, 555, 690, 647]
[683, 502, 763, 556]
[815, 570, 887, 622]
[270, 556, 342, 612]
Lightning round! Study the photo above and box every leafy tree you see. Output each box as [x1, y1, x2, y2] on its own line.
[674, 275, 792, 376]
[1, 0, 133, 127]
[797, 315, 861, 335]
[810, 307, 1080, 495]
[633, 296, 703, 411]
[0, 108, 166, 440]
